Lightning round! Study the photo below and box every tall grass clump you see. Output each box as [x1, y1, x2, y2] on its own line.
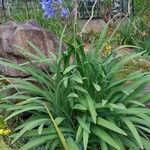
[0, 27, 150, 150]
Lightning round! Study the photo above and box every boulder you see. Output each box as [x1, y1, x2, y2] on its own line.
[0, 20, 61, 77]
[79, 19, 107, 34]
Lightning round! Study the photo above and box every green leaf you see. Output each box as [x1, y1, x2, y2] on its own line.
[0, 116, 6, 129]
[50, 139, 60, 150]
[63, 77, 69, 88]
[109, 103, 126, 110]
[2, 93, 31, 101]
[97, 117, 127, 135]
[141, 94, 150, 103]
[73, 104, 87, 111]
[117, 108, 150, 114]
[12, 118, 49, 143]
[75, 38, 86, 61]
[63, 65, 76, 74]
[72, 86, 88, 94]
[83, 123, 90, 150]
[44, 141, 51, 150]
[71, 76, 83, 84]
[38, 123, 45, 135]
[127, 116, 150, 128]
[138, 114, 150, 123]
[92, 126, 120, 150]
[106, 71, 144, 90]
[76, 125, 82, 143]
[111, 52, 143, 73]
[123, 75, 150, 102]
[93, 83, 101, 91]
[67, 137, 79, 150]
[127, 101, 145, 107]
[27, 41, 47, 59]
[121, 136, 138, 150]
[0, 104, 12, 110]
[59, 25, 67, 59]
[5, 106, 44, 121]
[77, 117, 90, 133]
[102, 100, 108, 106]
[85, 95, 97, 124]
[67, 93, 78, 98]
[100, 140, 108, 150]
[0, 60, 26, 73]
[43, 103, 69, 150]
[20, 135, 57, 150]
[22, 127, 72, 137]
[141, 137, 150, 150]
[136, 125, 150, 134]
[122, 118, 143, 149]
[55, 117, 65, 125]
[95, 24, 109, 55]
[111, 133, 125, 150]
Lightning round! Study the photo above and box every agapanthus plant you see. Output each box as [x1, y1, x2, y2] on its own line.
[40, 0, 69, 18]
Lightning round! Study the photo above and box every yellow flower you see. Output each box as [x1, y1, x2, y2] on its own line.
[0, 128, 11, 135]
[103, 42, 112, 56]
[105, 44, 112, 50]
[0, 129, 4, 135]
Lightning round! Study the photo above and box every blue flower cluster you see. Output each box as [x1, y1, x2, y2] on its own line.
[40, 0, 69, 18]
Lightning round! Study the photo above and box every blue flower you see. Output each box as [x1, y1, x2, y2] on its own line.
[44, 6, 56, 18]
[61, 8, 69, 18]
[40, 0, 69, 18]
[40, 0, 52, 10]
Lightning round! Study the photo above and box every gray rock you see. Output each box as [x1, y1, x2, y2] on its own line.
[79, 19, 107, 33]
[0, 20, 61, 77]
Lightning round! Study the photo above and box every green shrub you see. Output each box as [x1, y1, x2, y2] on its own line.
[113, 19, 150, 63]
[0, 28, 150, 150]
[115, 18, 139, 46]
[139, 37, 150, 55]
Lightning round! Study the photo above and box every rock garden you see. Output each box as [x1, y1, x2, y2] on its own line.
[0, 0, 150, 149]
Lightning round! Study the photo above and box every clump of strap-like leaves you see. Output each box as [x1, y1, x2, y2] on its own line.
[0, 27, 150, 150]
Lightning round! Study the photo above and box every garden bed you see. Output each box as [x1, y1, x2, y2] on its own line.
[0, 0, 150, 150]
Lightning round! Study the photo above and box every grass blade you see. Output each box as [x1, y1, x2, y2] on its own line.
[97, 117, 127, 135]
[85, 95, 97, 124]
[122, 118, 143, 149]
[43, 103, 69, 150]
[92, 126, 120, 150]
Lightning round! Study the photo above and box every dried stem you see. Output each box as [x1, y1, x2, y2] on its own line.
[78, 0, 98, 36]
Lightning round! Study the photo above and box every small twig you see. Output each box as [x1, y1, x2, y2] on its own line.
[78, 0, 98, 36]
[73, 0, 78, 24]
[108, 13, 128, 41]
